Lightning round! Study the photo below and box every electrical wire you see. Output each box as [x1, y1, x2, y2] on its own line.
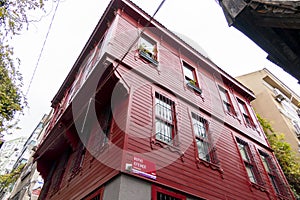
[25, 0, 60, 97]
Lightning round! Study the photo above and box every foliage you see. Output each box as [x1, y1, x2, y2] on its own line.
[0, 0, 45, 135]
[0, 163, 25, 192]
[257, 114, 300, 198]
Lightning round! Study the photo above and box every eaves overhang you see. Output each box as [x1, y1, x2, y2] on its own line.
[219, 0, 300, 83]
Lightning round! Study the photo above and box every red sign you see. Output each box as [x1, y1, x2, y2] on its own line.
[32, 189, 41, 196]
[132, 156, 156, 180]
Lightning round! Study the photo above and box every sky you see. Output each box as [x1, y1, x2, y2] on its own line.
[5, 0, 300, 140]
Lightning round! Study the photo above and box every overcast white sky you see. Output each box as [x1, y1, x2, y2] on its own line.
[5, 0, 300, 140]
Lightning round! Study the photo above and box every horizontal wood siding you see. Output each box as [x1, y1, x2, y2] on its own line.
[114, 66, 274, 199]
[106, 12, 268, 147]
[47, 96, 128, 200]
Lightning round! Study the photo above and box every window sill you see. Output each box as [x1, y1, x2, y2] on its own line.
[139, 50, 158, 66]
[245, 123, 257, 131]
[186, 82, 202, 95]
[196, 158, 224, 178]
[150, 138, 184, 161]
[250, 182, 267, 193]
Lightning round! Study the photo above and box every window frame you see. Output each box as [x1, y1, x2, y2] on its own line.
[259, 151, 290, 197]
[152, 185, 186, 200]
[191, 113, 212, 163]
[218, 86, 235, 116]
[68, 142, 86, 181]
[237, 98, 255, 128]
[182, 61, 202, 94]
[189, 111, 223, 175]
[50, 149, 70, 196]
[88, 102, 113, 160]
[138, 34, 158, 65]
[236, 138, 262, 186]
[154, 92, 178, 145]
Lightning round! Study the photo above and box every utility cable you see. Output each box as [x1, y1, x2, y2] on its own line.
[25, 0, 60, 97]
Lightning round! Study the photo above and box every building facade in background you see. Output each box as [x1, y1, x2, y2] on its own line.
[0, 137, 27, 175]
[34, 0, 295, 199]
[237, 68, 300, 157]
[9, 113, 50, 200]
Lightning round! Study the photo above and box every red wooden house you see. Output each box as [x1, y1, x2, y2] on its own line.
[34, 0, 295, 199]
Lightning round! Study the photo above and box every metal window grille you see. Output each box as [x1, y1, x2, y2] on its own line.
[191, 113, 219, 164]
[157, 192, 181, 200]
[236, 138, 263, 185]
[155, 93, 176, 144]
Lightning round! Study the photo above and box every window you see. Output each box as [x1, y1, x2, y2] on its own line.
[192, 113, 213, 162]
[259, 151, 289, 197]
[69, 142, 86, 180]
[236, 138, 261, 185]
[50, 150, 70, 195]
[152, 186, 186, 200]
[139, 35, 158, 65]
[155, 92, 177, 144]
[88, 104, 112, 156]
[237, 99, 254, 128]
[182, 62, 202, 94]
[183, 62, 196, 84]
[219, 86, 235, 115]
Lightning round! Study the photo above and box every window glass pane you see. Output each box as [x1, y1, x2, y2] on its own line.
[155, 119, 172, 143]
[238, 100, 247, 115]
[281, 99, 299, 120]
[192, 118, 207, 138]
[183, 66, 194, 80]
[220, 88, 229, 103]
[183, 64, 195, 82]
[196, 139, 210, 162]
[238, 143, 249, 162]
[246, 165, 256, 183]
[140, 37, 155, 53]
[260, 155, 271, 173]
[156, 98, 172, 122]
[269, 175, 280, 194]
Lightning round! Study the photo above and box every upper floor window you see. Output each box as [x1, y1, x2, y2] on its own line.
[237, 99, 255, 128]
[69, 142, 86, 180]
[155, 92, 177, 145]
[182, 62, 202, 94]
[259, 151, 290, 197]
[50, 149, 70, 196]
[219, 86, 235, 115]
[88, 102, 113, 157]
[139, 35, 158, 65]
[236, 138, 262, 185]
[191, 113, 211, 162]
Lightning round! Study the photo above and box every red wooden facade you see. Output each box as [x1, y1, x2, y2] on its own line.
[34, 0, 295, 199]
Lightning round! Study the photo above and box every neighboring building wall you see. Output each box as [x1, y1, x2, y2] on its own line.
[237, 68, 300, 157]
[9, 113, 51, 200]
[0, 137, 27, 175]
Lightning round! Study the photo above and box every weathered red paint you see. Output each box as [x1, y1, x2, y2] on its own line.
[34, 0, 295, 200]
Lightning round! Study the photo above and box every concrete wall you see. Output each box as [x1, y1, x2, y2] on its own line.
[103, 175, 151, 200]
[237, 69, 300, 157]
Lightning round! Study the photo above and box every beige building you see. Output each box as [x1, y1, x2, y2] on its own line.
[237, 68, 300, 157]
